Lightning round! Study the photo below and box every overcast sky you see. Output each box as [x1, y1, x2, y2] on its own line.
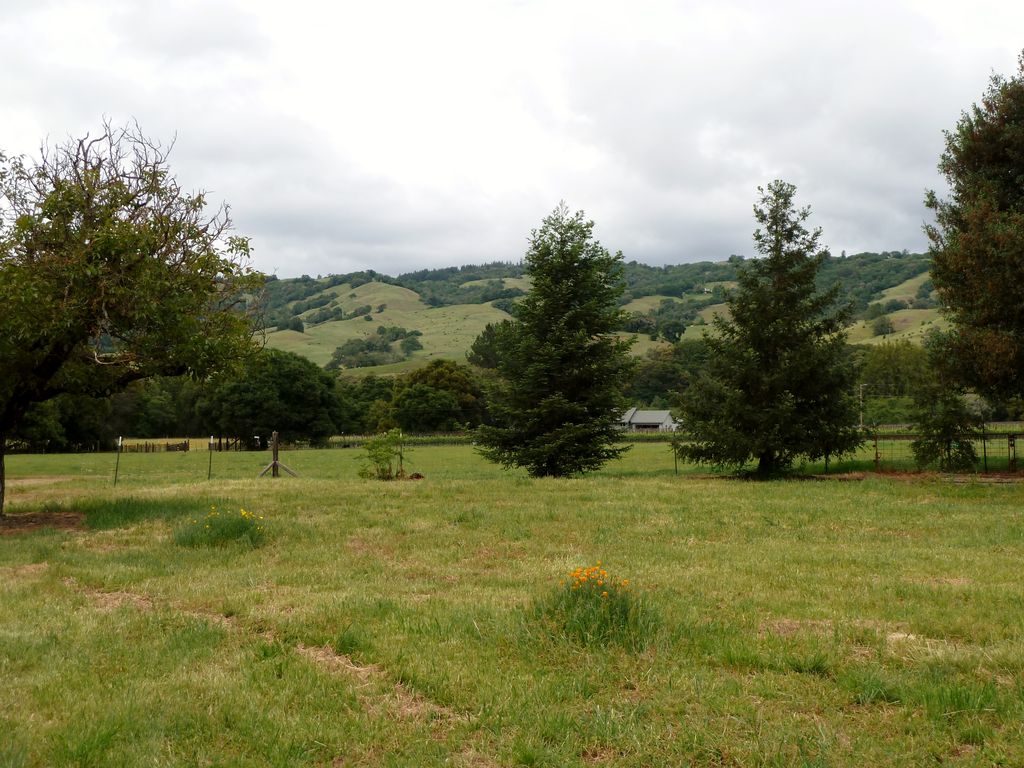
[2, 1, 1022, 277]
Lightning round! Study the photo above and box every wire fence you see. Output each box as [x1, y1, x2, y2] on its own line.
[863, 431, 1019, 473]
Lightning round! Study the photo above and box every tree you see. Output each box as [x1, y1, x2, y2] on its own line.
[392, 384, 461, 432]
[467, 320, 514, 369]
[198, 349, 343, 446]
[676, 181, 861, 476]
[475, 204, 634, 476]
[871, 316, 895, 337]
[925, 51, 1024, 399]
[626, 339, 709, 407]
[910, 336, 985, 471]
[393, 359, 485, 431]
[0, 124, 261, 516]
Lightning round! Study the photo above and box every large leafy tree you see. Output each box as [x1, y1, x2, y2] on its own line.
[925, 52, 1024, 399]
[476, 204, 634, 476]
[0, 125, 261, 516]
[676, 181, 861, 476]
[197, 349, 343, 446]
[392, 359, 485, 432]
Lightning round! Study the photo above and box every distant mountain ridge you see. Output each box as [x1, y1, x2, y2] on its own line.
[264, 251, 937, 374]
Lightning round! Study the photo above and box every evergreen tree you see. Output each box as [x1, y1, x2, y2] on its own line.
[476, 204, 634, 477]
[676, 181, 861, 476]
[925, 51, 1024, 399]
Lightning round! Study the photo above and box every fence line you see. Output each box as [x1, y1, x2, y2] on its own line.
[120, 440, 190, 454]
[10, 429, 1023, 473]
[865, 431, 1018, 472]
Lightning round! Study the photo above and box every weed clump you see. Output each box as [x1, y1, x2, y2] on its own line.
[533, 563, 658, 651]
[174, 505, 266, 548]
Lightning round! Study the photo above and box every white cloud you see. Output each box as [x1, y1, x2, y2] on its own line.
[2, 0, 1022, 275]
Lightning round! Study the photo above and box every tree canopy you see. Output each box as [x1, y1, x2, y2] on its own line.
[0, 124, 261, 515]
[198, 349, 343, 446]
[475, 204, 634, 477]
[676, 181, 861, 476]
[925, 51, 1024, 399]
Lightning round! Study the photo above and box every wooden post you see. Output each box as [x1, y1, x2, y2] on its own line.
[258, 430, 298, 478]
[272, 432, 279, 478]
[113, 436, 122, 486]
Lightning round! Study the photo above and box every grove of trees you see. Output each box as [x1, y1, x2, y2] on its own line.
[198, 349, 345, 447]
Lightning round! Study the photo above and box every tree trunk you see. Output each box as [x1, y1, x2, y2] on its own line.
[756, 450, 776, 477]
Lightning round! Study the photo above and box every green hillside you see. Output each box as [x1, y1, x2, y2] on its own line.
[267, 281, 510, 370]
[265, 252, 937, 373]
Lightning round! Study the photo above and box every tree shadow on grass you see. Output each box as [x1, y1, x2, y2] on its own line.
[80, 497, 225, 530]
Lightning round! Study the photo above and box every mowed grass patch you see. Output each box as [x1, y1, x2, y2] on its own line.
[2, 447, 1024, 765]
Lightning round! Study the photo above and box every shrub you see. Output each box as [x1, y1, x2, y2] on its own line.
[358, 428, 409, 480]
[174, 505, 266, 548]
[872, 316, 895, 337]
[911, 385, 983, 471]
[532, 563, 658, 651]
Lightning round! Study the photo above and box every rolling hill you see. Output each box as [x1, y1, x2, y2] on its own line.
[264, 252, 937, 373]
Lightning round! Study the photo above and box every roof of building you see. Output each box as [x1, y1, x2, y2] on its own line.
[629, 410, 674, 424]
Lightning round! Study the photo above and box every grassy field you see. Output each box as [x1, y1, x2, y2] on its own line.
[2, 445, 1023, 766]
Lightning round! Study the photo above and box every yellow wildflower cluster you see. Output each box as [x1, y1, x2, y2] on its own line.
[567, 562, 630, 599]
[188, 505, 264, 532]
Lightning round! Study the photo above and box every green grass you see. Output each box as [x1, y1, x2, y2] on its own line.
[3, 445, 1024, 765]
[621, 295, 680, 313]
[267, 285, 510, 370]
[879, 272, 932, 304]
[848, 308, 947, 345]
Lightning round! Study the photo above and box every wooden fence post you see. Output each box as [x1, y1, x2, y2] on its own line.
[258, 431, 298, 478]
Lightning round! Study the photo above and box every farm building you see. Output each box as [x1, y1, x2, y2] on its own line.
[618, 408, 678, 432]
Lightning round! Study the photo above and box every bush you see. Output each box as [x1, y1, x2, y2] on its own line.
[358, 428, 409, 480]
[174, 505, 266, 548]
[872, 316, 895, 337]
[532, 563, 658, 651]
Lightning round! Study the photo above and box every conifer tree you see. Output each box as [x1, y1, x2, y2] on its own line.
[476, 204, 634, 476]
[676, 181, 861, 476]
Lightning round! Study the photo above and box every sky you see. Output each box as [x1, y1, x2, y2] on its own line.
[2, 1, 1022, 278]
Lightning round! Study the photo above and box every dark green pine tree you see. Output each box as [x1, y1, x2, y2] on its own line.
[677, 180, 861, 476]
[476, 204, 634, 476]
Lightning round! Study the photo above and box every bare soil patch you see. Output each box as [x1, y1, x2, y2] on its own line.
[760, 618, 835, 638]
[5, 475, 78, 486]
[0, 511, 86, 536]
[0, 562, 50, 578]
